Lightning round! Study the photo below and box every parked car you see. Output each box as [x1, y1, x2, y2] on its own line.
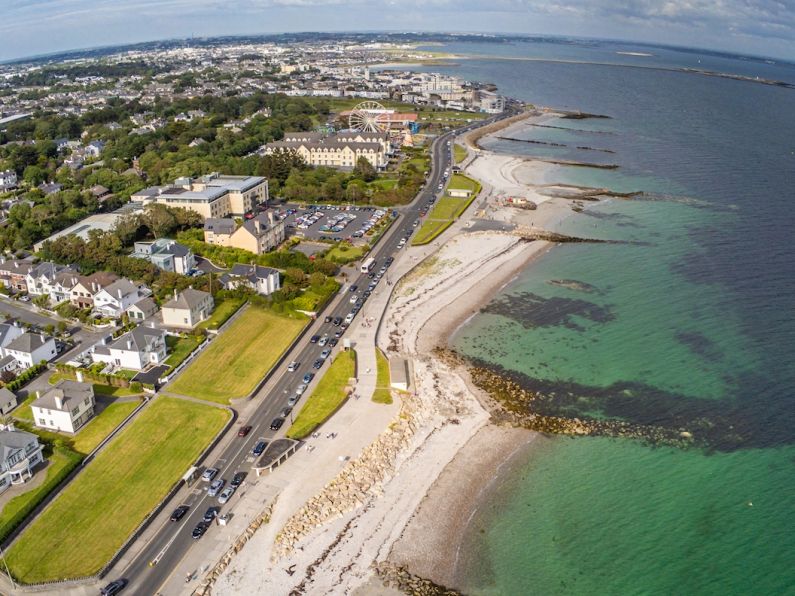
[208, 479, 225, 497]
[329, 338, 339, 347]
[313, 359, 324, 369]
[270, 417, 284, 431]
[218, 486, 235, 504]
[295, 383, 308, 395]
[332, 317, 342, 326]
[349, 285, 358, 293]
[170, 505, 189, 522]
[303, 372, 315, 383]
[252, 440, 267, 456]
[287, 394, 299, 407]
[238, 425, 252, 437]
[203, 506, 219, 523]
[231, 471, 246, 488]
[287, 360, 299, 372]
[201, 467, 218, 482]
[345, 313, 354, 323]
[324, 315, 333, 323]
[280, 406, 292, 418]
[100, 579, 128, 595]
[320, 349, 331, 359]
[349, 294, 358, 304]
[192, 521, 209, 539]
[318, 335, 329, 347]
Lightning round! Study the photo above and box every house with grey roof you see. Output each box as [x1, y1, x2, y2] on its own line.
[132, 239, 195, 275]
[2, 332, 56, 369]
[204, 212, 285, 255]
[161, 289, 214, 329]
[0, 387, 17, 416]
[126, 297, 158, 322]
[25, 261, 79, 303]
[30, 379, 95, 434]
[0, 425, 45, 493]
[93, 278, 151, 319]
[91, 326, 167, 371]
[219, 264, 280, 296]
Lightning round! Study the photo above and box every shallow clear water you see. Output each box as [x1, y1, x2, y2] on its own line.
[401, 39, 795, 595]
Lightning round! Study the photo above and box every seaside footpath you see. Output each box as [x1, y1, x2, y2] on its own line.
[208, 113, 586, 595]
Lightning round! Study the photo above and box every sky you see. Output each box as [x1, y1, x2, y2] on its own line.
[1, 0, 794, 62]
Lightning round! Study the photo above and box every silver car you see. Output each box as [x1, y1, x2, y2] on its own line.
[208, 478, 225, 497]
[218, 486, 235, 504]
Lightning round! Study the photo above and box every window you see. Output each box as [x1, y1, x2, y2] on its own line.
[38, 418, 46, 425]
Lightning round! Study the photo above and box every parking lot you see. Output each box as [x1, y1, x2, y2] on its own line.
[277, 204, 391, 243]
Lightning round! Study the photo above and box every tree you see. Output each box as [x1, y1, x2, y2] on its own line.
[353, 157, 377, 182]
[23, 165, 47, 186]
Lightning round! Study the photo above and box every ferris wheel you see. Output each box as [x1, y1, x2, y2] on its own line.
[348, 101, 391, 133]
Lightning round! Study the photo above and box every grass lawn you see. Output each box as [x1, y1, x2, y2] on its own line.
[71, 400, 141, 455]
[325, 244, 366, 264]
[164, 334, 203, 368]
[197, 296, 245, 331]
[447, 173, 481, 193]
[372, 349, 392, 405]
[0, 447, 82, 544]
[287, 350, 356, 439]
[453, 143, 467, 164]
[429, 197, 471, 221]
[412, 219, 453, 246]
[169, 307, 307, 403]
[368, 177, 399, 191]
[5, 397, 228, 583]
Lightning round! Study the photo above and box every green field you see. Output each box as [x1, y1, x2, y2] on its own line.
[447, 173, 481, 193]
[71, 400, 140, 455]
[197, 296, 245, 331]
[430, 197, 472, 221]
[5, 397, 228, 583]
[287, 350, 356, 439]
[453, 144, 467, 164]
[164, 334, 203, 368]
[372, 349, 392, 404]
[325, 243, 367, 264]
[412, 220, 454, 246]
[169, 307, 307, 403]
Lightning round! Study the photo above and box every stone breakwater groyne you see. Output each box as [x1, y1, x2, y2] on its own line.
[373, 562, 463, 596]
[436, 349, 699, 450]
[193, 499, 277, 596]
[273, 394, 426, 559]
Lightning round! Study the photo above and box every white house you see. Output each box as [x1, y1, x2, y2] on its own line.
[91, 326, 167, 370]
[0, 387, 17, 416]
[93, 279, 151, 318]
[83, 140, 106, 159]
[0, 170, 18, 192]
[219, 264, 280, 296]
[30, 379, 95, 434]
[2, 333, 57, 369]
[161, 289, 214, 329]
[126, 297, 158, 322]
[132, 239, 195, 275]
[0, 425, 45, 494]
[25, 262, 78, 303]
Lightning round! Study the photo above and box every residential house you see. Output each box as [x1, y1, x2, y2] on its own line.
[38, 181, 63, 195]
[91, 326, 167, 370]
[70, 271, 119, 309]
[25, 262, 78, 303]
[84, 140, 106, 159]
[126, 296, 158, 322]
[93, 279, 151, 318]
[219, 264, 280, 296]
[203, 212, 284, 255]
[0, 387, 17, 415]
[0, 170, 17, 192]
[30, 379, 95, 434]
[132, 239, 195, 275]
[0, 259, 34, 292]
[0, 426, 45, 493]
[2, 332, 57, 369]
[0, 322, 25, 372]
[90, 184, 113, 203]
[161, 289, 214, 329]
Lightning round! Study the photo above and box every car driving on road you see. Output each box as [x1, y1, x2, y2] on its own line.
[270, 417, 285, 431]
[208, 478, 225, 497]
[287, 360, 299, 372]
[192, 521, 209, 539]
[170, 505, 189, 522]
[100, 579, 128, 595]
[201, 467, 218, 482]
[252, 440, 267, 456]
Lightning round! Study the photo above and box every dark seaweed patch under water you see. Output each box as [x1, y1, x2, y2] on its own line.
[481, 291, 614, 331]
[675, 331, 723, 362]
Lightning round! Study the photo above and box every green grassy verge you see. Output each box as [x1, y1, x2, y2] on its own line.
[447, 173, 481, 193]
[453, 143, 467, 164]
[164, 334, 203, 368]
[0, 447, 83, 545]
[169, 307, 307, 403]
[71, 400, 140, 455]
[372, 348, 392, 404]
[197, 296, 245, 331]
[287, 350, 356, 439]
[325, 244, 367, 264]
[429, 197, 472, 220]
[411, 220, 454, 246]
[5, 397, 228, 583]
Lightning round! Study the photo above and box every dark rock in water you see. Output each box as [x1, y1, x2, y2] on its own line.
[547, 279, 602, 294]
[560, 111, 612, 120]
[675, 331, 723, 362]
[481, 291, 615, 330]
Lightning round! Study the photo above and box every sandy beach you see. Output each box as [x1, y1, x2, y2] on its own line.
[209, 113, 593, 595]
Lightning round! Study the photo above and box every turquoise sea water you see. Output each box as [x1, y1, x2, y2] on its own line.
[401, 40, 795, 595]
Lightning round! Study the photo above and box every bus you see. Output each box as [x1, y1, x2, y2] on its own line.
[360, 257, 376, 274]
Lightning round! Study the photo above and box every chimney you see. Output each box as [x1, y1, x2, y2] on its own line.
[35, 390, 40, 400]
[267, 211, 275, 225]
[127, 339, 133, 350]
[118, 289, 123, 299]
[54, 392, 63, 410]
[76, 370, 84, 383]
[174, 288, 178, 301]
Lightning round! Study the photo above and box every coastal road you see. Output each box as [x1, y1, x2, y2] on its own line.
[118, 108, 518, 595]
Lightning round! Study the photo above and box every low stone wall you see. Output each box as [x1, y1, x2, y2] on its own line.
[273, 393, 425, 558]
[193, 498, 277, 596]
